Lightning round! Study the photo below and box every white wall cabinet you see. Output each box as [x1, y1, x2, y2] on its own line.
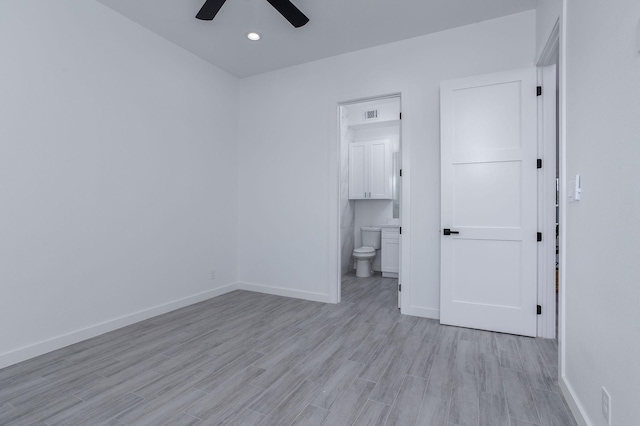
[381, 227, 400, 277]
[349, 139, 392, 200]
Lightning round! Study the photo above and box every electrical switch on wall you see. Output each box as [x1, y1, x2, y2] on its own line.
[568, 174, 581, 202]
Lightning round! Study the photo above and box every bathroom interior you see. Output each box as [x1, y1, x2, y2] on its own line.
[339, 96, 401, 284]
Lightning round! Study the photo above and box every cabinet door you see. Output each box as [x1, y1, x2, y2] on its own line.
[368, 140, 392, 199]
[382, 238, 400, 273]
[349, 142, 367, 199]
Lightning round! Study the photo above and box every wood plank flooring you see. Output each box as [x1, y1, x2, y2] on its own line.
[0, 274, 577, 425]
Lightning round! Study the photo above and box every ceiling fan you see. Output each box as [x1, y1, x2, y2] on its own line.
[196, 0, 309, 28]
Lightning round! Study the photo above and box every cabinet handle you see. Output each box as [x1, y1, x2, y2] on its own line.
[368, 192, 371, 198]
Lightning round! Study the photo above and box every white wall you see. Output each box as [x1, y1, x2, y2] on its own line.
[562, 0, 640, 424]
[535, 0, 562, 61]
[237, 11, 536, 312]
[354, 201, 394, 244]
[0, 1, 239, 368]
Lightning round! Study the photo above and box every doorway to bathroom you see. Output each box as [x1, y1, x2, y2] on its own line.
[337, 95, 402, 309]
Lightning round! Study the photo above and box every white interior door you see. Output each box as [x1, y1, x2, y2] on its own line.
[440, 68, 538, 337]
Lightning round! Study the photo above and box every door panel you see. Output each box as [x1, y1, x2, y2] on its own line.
[453, 161, 522, 228]
[452, 239, 522, 307]
[369, 140, 391, 199]
[440, 68, 538, 337]
[382, 238, 400, 274]
[349, 143, 366, 199]
[452, 81, 523, 151]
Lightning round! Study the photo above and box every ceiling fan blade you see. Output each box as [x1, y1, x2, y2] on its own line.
[265, 0, 309, 28]
[196, 0, 227, 21]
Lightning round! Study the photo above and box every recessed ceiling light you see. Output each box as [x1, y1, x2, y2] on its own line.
[247, 32, 261, 41]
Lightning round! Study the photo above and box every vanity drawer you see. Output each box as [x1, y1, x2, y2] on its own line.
[382, 228, 400, 239]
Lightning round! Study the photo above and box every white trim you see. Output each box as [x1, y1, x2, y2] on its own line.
[0, 283, 239, 369]
[236, 281, 333, 304]
[560, 376, 591, 426]
[403, 306, 440, 320]
[0, 280, 334, 370]
[334, 91, 407, 311]
[558, 0, 568, 395]
[538, 10, 577, 424]
[537, 64, 558, 339]
[537, 20, 560, 67]
[330, 100, 341, 304]
[536, 9, 573, 420]
[398, 96, 410, 315]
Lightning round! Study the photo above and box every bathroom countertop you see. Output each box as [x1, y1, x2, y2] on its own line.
[378, 223, 400, 228]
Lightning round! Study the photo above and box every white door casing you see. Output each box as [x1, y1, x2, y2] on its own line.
[537, 65, 557, 339]
[440, 68, 538, 337]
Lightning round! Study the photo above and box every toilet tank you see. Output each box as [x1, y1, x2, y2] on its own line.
[361, 227, 382, 249]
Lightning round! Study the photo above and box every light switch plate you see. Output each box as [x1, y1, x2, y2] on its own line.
[568, 174, 581, 202]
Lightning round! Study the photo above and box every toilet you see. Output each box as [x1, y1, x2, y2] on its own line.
[353, 226, 381, 278]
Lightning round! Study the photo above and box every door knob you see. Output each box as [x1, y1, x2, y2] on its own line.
[443, 228, 459, 235]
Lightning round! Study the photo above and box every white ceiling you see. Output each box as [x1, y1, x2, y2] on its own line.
[96, 0, 537, 78]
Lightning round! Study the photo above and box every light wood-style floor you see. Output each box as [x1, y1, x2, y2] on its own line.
[0, 274, 576, 425]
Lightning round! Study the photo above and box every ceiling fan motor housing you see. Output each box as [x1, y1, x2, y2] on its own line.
[196, 0, 309, 28]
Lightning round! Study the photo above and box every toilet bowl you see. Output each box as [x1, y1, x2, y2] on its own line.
[353, 226, 382, 278]
[354, 247, 376, 277]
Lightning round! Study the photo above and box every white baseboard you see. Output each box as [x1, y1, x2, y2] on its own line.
[559, 375, 591, 426]
[236, 281, 332, 304]
[0, 283, 239, 370]
[403, 305, 440, 320]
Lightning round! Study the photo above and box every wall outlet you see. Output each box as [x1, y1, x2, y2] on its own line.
[210, 270, 217, 280]
[602, 387, 611, 425]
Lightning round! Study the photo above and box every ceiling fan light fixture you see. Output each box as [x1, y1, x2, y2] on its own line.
[197, 0, 308, 28]
[247, 32, 261, 41]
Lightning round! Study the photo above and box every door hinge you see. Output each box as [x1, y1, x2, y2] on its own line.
[537, 159, 542, 169]
[537, 305, 542, 315]
[399, 227, 402, 235]
[399, 169, 402, 177]
[537, 86, 542, 96]
[399, 284, 402, 292]
[537, 232, 542, 242]
[399, 112, 402, 120]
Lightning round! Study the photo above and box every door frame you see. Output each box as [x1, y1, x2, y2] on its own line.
[537, 21, 562, 342]
[537, 63, 558, 339]
[537, 13, 586, 425]
[331, 92, 404, 306]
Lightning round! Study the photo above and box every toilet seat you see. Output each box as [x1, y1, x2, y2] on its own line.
[353, 246, 375, 255]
